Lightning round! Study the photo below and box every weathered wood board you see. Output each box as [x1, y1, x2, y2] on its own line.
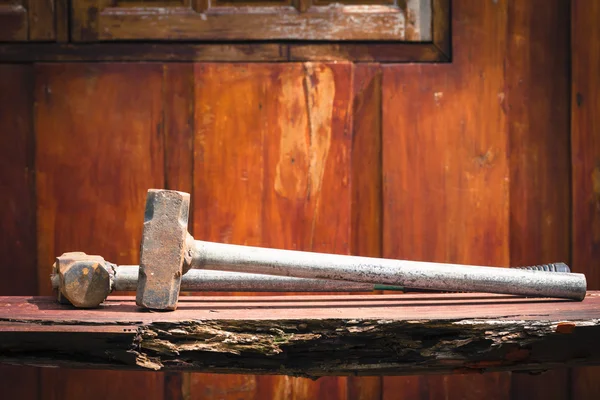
[1, 293, 599, 377]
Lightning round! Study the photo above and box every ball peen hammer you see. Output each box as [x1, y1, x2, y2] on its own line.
[136, 189, 587, 311]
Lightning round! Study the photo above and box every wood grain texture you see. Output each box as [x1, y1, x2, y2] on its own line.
[348, 63, 383, 400]
[0, 42, 449, 63]
[99, 11, 413, 41]
[192, 62, 353, 399]
[381, 0, 510, 398]
[572, 0, 600, 398]
[0, 2, 28, 41]
[506, 1, 571, 399]
[28, 0, 55, 40]
[161, 63, 195, 400]
[35, 63, 166, 400]
[0, 63, 38, 400]
[0, 65, 36, 295]
[71, 1, 425, 42]
[55, 0, 69, 42]
[2, 294, 600, 374]
[288, 43, 447, 63]
[0, 43, 288, 62]
[163, 63, 195, 215]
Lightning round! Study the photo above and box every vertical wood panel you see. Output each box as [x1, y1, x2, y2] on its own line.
[506, 1, 571, 398]
[572, 0, 600, 398]
[348, 63, 383, 400]
[35, 63, 166, 400]
[29, 0, 56, 40]
[0, 64, 38, 400]
[162, 63, 195, 400]
[192, 62, 352, 400]
[0, 65, 36, 294]
[381, 0, 510, 398]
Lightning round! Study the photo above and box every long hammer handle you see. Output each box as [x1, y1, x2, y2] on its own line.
[189, 241, 586, 301]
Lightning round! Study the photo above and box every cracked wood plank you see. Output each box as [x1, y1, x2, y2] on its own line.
[1, 293, 600, 377]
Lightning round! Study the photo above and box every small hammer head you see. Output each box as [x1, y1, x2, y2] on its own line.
[136, 189, 191, 311]
[52, 252, 114, 308]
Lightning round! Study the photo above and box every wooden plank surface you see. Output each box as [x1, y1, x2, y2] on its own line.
[1, 293, 599, 376]
[192, 63, 353, 399]
[2, 293, 598, 323]
[34, 63, 167, 400]
[571, 0, 600, 398]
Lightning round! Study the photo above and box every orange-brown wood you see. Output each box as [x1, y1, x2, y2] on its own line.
[28, 0, 55, 40]
[161, 63, 195, 400]
[0, 43, 288, 62]
[35, 63, 167, 400]
[0, 63, 38, 400]
[571, 0, 600, 398]
[163, 63, 195, 199]
[191, 62, 353, 399]
[288, 43, 446, 63]
[348, 63, 383, 400]
[55, 0, 69, 42]
[506, 1, 571, 398]
[2, 294, 600, 375]
[381, 0, 510, 398]
[0, 0, 55, 41]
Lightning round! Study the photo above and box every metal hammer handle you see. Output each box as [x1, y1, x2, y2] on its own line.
[115, 266, 397, 292]
[189, 241, 586, 301]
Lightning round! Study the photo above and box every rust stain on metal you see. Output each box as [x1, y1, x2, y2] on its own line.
[135, 189, 191, 311]
[53, 252, 114, 308]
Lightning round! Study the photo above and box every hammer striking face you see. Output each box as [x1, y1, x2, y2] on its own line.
[135, 189, 191, 311]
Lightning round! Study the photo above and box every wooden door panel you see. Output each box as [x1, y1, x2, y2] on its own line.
[0, 0, 55, 40]
[0, 63, 39, 400]
[72, 0, 432, 41]
[191, 62, 353, 399]
[381, 0, 511, 398]
[572, 0, 600, 398]
[35, 63, 166, 400]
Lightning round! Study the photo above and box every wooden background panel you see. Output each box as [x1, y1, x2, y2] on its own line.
[506, 0, 571, 398]
[192, 62, 353, 399]
[34, 63, 166, 400]
[348, 63, 383, 400]
[572, 0, 600, 398]
[348, 64, 383, 400]
[0, 64, 38, 400]
[381, 0, 510, 398]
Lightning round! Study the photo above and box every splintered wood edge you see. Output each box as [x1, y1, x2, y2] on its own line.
[1, 293, 599, 376]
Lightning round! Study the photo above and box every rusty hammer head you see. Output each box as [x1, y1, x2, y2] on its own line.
[135, 189, 193, 311]
[52, 252, 116, 308]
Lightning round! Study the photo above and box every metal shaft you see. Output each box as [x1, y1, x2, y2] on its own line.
[189, 241, 587, 300]
[113, 266, 396, 292]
